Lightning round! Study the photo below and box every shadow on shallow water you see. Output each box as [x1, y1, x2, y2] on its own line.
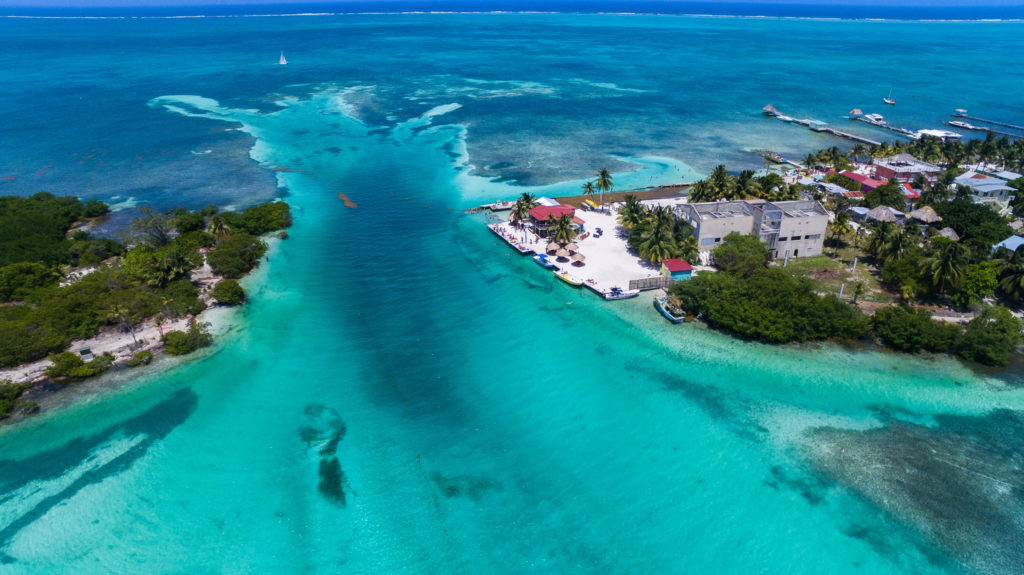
[805, 409, 1024, 575]
[0, 389, 199, 562]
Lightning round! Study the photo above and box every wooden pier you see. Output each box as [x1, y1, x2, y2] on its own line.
[952, 111, 1024, 133]
[763, 106, 881, 147]
[948, 121, 1022, 140]
[488, 223, 533, 254]
[852, 115, 916, 139]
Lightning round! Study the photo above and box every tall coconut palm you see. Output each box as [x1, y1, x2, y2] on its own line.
[594, 168, 613, 208]
[208, 215, 229, 241]
[636, 225, 677, 264]
[827, 212, 853, 257]
[803, 153, 819, 170]
[548, 213, 577, 244]
[921, 240, 968, 295]
[581, 180, 597, 202]
[676, 233, 698, 263]
[866, 222, 896, 259]
[510, 192, 538, 230]
[709, 164, 732, 199]
[617, 194, 645, 228]
[877, 229, 915, 265]
[998, 247, 1024, 302]
[688, 179, 712, 203]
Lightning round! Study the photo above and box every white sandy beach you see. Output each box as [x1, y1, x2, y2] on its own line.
[490, 196, 699, 294]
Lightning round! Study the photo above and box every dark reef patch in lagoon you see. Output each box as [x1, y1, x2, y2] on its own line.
[805, 410, 1024, 575]
[430, 471, 500, 501]
[318, 457, 347, 506]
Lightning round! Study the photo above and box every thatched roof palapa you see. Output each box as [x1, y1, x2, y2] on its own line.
[866, 206, 898, 223]
[909, 205, 942, 224]
[938, 227, 960, 241]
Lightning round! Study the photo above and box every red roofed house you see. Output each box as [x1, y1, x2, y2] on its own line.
[660, 258, 693, 281]
[840, 170, 888, 192]
[527, 204, 585, 237]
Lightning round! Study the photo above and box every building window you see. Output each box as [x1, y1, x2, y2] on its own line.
[778, 237, 788, 242]
[806, 234, 821, 240]
[791, 235, 802, 241]
[714, 237, 721, 243]
[700, 238, 716, 246]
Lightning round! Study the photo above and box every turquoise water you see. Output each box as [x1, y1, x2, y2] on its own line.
[3, 13, 1024, 574]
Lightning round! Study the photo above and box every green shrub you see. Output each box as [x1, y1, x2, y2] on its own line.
[207, 233, 267, 279]
[211, 279, 246, 305]
[175, 230, 216, 250]
[45, 351, 113, 380]
[0, 381, 33, 420]
[127, 350, 153, 367]
[174, 211, 206, 233]
[0, 262, 59, 302]
[711, 232, 770, 278]
[163, 322, 213, 356]
[81, 200, 110, 218]
[670, 267, 870, 343]
[956, 305, 1022, 366]
[872, 306, 960, 354]
[220, 201, 291, 235]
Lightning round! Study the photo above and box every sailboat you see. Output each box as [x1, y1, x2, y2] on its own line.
[883, 87, 896, 105]
[278, 51, 288, 66]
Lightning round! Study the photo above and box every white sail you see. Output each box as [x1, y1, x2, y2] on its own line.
[279, 51, 287, 65]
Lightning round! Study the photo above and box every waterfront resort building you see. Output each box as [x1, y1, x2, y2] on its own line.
[839, 170, 888, 192]
[954, 171, 1014, 211]
[527, 203, 586, 237]
[660, 259, 692, 281]
[676, 200, 829, 259]
[872, 153, 941, 185]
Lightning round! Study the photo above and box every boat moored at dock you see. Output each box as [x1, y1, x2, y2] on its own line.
[533, 253, 555, 268]
[554, 270, 584, 286]
[602, 286, 640, 300]
[654, 294, 686, 323]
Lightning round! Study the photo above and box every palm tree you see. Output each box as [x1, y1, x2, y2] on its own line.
[827, 212, 853, 257]
[921, 240, 968, 295]
[709, 164, 733, 199]
[849, 144, 867, 164]
[877, 229, 914, 265]
[866, 222, 896, 259]
[510, 192, 537, 230]
[998, 247, 1024, 302]
[636, 225, 677, 263]
[803, 153, 819, 170]
[688, 180, 713, 202]
[617, 194, 645, 228]
[595, 168, 613, 209]
[581, 180, 597, 202]
[208, 215, 229, 241]
[676, 233, 698, 263]
[548, 213, 577, 244]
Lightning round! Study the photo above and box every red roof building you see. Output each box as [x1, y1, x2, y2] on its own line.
[661, 258, 693, 281]
[528, 204, 575, 222]
[902, 182, 921, 200]
[661, 259, 692, 272]
[840, 170, 888, 192]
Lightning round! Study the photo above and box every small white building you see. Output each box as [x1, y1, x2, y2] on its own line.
[954, 171, 1014, 211]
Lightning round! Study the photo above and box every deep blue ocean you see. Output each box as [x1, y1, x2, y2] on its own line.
[2, 11, 1024, 574]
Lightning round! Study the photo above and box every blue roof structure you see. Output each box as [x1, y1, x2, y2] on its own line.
[994, 235, 1024, 252]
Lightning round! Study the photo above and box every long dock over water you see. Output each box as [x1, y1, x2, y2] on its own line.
[948, 120, 1022, 140]
[762, 105, 881, 147]
[953, 111, 1024, 133]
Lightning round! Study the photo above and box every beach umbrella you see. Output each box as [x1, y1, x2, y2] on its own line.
[564, 242, 579, 252]
[546, 242, 560, 253]
[555, 249, 571, 258]
[849, 108, 863, 116]
[571, 253, 586, 261]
